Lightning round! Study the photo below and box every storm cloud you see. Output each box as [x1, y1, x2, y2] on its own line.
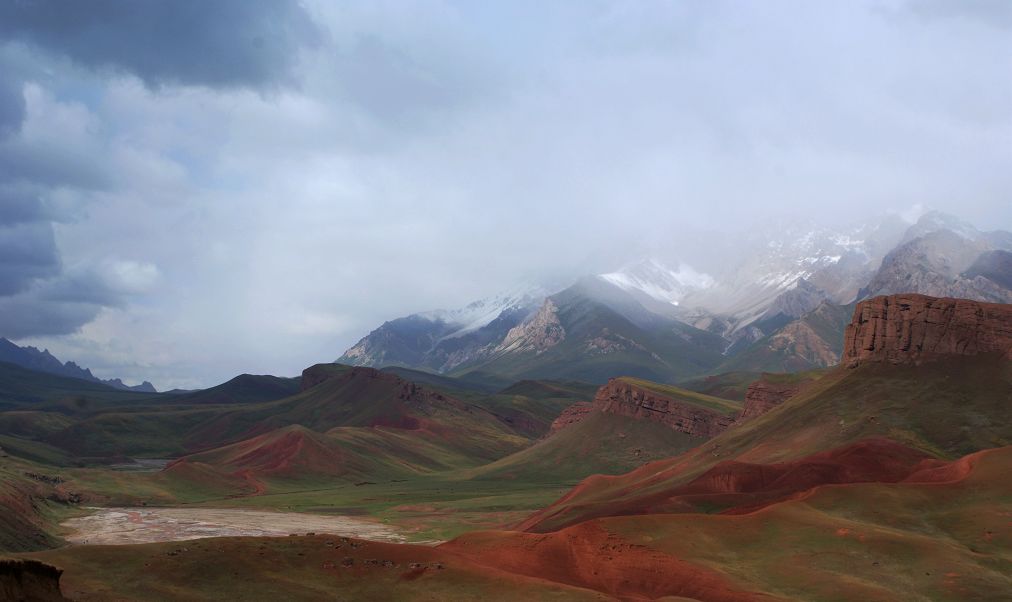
[0, 0, 320, 90]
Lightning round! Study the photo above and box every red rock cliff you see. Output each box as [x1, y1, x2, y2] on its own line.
[593, 379, 735, 438]
[843, 294, 1012, 367]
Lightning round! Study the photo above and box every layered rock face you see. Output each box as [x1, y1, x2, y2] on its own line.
[843, 294, 1012, 367]
[738, 378, 804, 421]
[593, 380, 735, 438]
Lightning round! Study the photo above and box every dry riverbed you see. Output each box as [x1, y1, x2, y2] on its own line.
[62, 507, 408, 545]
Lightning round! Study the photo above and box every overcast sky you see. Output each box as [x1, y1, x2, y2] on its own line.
[0, 0, 1009, 389]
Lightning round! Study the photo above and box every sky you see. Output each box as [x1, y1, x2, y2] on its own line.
[0, 0, 1009, 389]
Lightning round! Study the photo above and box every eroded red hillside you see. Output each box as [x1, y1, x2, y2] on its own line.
[441, 521, 776, 601]
[519, 438, 939, 530]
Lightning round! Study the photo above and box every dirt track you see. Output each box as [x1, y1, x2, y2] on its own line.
[62, 507, 407, 545]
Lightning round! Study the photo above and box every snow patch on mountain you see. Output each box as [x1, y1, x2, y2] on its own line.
[416, 284, 548, 339]
[600, 259, 714, 306]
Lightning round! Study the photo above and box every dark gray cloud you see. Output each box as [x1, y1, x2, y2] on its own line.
[0, 0, 321, 90]
[0, 295, 105, 339]
[0, 223, 139, 337]
[0, 188, 130, 338]
[0, 187, 51, 224]
[0, 141, 114, 190]
[0, 72, 25, 139]
[0, 193, 114, 337]
[0, 220, 59, 295]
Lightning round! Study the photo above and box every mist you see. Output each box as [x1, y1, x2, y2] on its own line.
[0, 0, 1008, 388]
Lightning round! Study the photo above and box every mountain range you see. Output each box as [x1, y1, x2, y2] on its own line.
[0, 338, 156, 393]
[339, 211, 1012, 381]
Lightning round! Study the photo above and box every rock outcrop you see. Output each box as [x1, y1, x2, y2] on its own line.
[300, 364, 347, 391]
[592, 379, 735, 438]
[547, 402, 593, 436]
[738, 378, 804, 421]
[843, 294, 1012, 367]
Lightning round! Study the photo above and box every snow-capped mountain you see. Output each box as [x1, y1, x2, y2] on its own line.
[337, 283, 551, 372]
[415, 284, 551, 340]
[599, 259, 714, 306]
[337, 210, 1010, 382]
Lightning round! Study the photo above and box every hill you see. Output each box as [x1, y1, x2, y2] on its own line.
[522, 352, 1011, 533]
[461, 377, 742, 483]
[521, 294, 1012, 532]
[677, 371, 761, 401]
[443, 444, 1012, 601]
[137, 366, 581, 490]
[164, 374, 300, 405]
[0, 362, 158, 412]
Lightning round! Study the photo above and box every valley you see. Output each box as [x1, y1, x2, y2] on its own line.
[1, 277, 1010, 600]
[1, 4, 1008, 599]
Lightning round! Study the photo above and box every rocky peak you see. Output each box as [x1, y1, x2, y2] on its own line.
[843, 294, 1012, 367]
[495, 299, 565, 354]
[860, 230, 1011, 304]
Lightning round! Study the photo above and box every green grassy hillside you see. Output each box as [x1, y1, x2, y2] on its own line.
[523, 354, 1012, 532]
[677, 371, 762, 401]
[614, 377, 743, 415]
[0, 362, 159, 412]
[164, 374, 300, 405]
[459, 411, 705, 483]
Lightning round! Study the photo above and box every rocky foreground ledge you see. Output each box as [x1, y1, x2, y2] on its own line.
[0, 558, 66, 602]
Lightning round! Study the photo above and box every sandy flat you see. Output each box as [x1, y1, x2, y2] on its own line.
[62, 507, 407, 545]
